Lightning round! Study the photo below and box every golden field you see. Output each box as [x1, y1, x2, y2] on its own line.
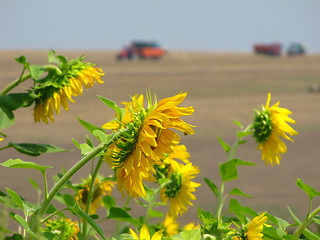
[1, 50, 320, 234]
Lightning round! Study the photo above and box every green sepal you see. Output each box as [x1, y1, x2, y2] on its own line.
[1, 159, 51, 174]
[74, 202, 106, 240]
[8, 142, 68, 157]
[204, 177, 218, 198]
[296, 178, 320, 201]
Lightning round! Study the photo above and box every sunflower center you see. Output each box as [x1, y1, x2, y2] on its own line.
[253, 110, 273, 144]
[164, 172, 182, 199]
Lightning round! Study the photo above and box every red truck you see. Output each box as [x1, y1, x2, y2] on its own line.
[116, 41, 166, 60]
[253, 43, 282, 56]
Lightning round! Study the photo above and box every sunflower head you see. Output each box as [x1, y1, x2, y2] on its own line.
[75, 176, 115, 215]
[33, 52, 104, 124]
[103, 92, 195, 198]
[252, 93, 298, 165]
[44, 218, 79, 240]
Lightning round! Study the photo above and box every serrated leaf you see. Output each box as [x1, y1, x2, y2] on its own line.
[296, 178, 320, 201]
[9, 142, 67, 157]
[107, 207, 139, 225]
[204, 177, 218, 198]
[216, 135, 231, 153]
[6, 188, 24, 211]
[74, 202, 106, 240]
[229, 188, 252, 198]
[1, 159, 51, 173]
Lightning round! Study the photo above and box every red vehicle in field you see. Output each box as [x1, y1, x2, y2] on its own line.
[116, 41, 166, 60]
[253, 43, 282, 56]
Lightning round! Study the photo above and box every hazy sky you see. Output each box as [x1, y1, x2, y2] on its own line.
[1, 0, 320, 53]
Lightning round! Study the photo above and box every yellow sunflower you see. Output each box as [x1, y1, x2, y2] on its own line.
[44, 218, 79, 240]
[163, 214, 179, 236]
[34, 59, 104, 124]
[103, 92, 195, 198]
[129, 224, 164, 240]
[161, 163, 200, 217]
[253, 93, 298, 166]
[75, 177, 115, 215]
[183, 222, 200, 231]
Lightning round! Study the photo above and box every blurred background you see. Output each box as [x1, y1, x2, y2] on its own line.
[1, 0, 320, 236]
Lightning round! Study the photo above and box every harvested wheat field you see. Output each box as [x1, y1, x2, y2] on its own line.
[1, 50, 320, 235]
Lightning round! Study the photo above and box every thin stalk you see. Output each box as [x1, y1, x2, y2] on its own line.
[42, 171, 48, 201]
[41, 208, 71, 223]
[293, 205, 320, 238]
[216, 182, 225, 224]
[0, 65, 62, 96]
[82, 157, 104, 238]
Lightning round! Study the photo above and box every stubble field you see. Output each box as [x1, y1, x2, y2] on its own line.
[1, 50, 320, 234]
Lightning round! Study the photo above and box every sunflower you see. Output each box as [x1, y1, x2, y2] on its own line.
[34, 57, 104, 124]
[183, 222, 200, 231]
[75, 176, 115, 215]
[252, 93, 298, 166]
[161, 163, 200, 217]
[44, 218, 79, 240]
[103, 92, 195, 198]
[163, 214, 179, 237]
[129, 224, 164, 240]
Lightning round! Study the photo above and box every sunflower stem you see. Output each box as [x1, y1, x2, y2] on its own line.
[293, 205, 320, 238]
[82, 157, 104, 239]
[28, 130, 124, 239]
[0, 65, 61, 96]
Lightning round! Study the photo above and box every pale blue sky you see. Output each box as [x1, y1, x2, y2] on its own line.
[1, 0, 320, 53]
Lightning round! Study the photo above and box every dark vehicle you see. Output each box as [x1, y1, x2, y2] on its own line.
[253, 43, 282, 56]
[116, 41, 166, 60]
[287, 43, 306, 56]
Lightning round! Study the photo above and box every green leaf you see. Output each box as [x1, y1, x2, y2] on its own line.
[232, 158, 256, 166]
[77, 117, 105, 135]
[107, 207, 139, 225]
[102, 195, 115, 209]
[15, 56, 30, 68]
[9, 142, 68, 157]
[29, 65, 45, 80]
[6, 188, 24, 211]
[229, 188, 252, 198]
[262, 226, 284, 240]
[48, 50, 60, 65]
[204, 177, 218, 198]
[0, 93, 36, 130]
[148, 208, 164, 218]
[229, 199, 257, 217]
[72, 139, 81, 149]
[237, 131, 253, 138]
[296, 178, 320, 201]
[4, 233, 23, 240]
[197, 207, 216, 225]
[57, 55, 67, 68]
[216, 135, 231, 153]
[220, 160, 237, 182]
[93, 130, 111, 144]
[98, 96, 124, 119]
[302, 229, 320, 240]
[63, 194, 75, 207]
[74, 202, 106, 240]
[232, 119, 243, 129]
[14, 214, 35, 236]
[173, 229, 201, 240]
[287, 206, 301, 224]
[79, 143, 93, 156]
[28, 177, 40, 191]
[283, 235, 299, 240]
[1, 159, 51, 173]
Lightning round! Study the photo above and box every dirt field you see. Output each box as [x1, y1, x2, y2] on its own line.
[1, 50, 320, 235]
